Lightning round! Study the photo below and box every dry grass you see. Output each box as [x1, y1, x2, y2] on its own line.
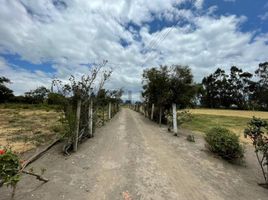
[188, 108, 268, 119]
[182, 109, 268, 144]
[0, 108, 62, 153]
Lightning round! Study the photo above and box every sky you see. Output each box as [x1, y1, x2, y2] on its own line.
[0, 0, 268, 101]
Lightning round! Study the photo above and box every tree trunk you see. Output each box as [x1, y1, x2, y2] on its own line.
[172, 103, 178, 136]
[73, 99, 81, 152]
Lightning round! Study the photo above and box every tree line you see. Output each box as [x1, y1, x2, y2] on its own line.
[200, 62, 268, 110]
[0, 77, 123, 106]
[141, 62, 268, 117]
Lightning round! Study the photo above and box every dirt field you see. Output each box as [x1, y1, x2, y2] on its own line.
[1, 108, 267, 200]
[0, 108, 62, 153]
[188, 108, 268, 119]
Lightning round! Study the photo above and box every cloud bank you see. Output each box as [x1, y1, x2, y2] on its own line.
[0, 0, 267, 100]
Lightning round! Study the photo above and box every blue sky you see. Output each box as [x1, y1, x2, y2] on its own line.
[0, 0, 268, 99]
[203, 0, 268, 33]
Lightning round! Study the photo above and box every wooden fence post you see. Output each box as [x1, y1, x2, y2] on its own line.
[159, 106, 162, 126]
[144, 105, 146, 116]
[151, 104, 154, 120]
[88, 99, 93, 138]
[90, 99, 93, 137]
[111, 103, 114, 117]
[172, 103, 178, 136]
[108, 102, 111, 120]
[73, 99, 81, 152]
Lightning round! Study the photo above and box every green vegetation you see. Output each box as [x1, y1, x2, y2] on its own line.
[142, 65, 196, 125]
[205, 127, 244, 161]
[181, 114, 249, 137]
[0, 147, 21, 188]
[0, 77, 14, 103]
[244, 117, 268, 185]
[200, 62, 268, 110]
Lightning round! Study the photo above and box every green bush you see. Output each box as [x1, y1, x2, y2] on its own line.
[205, 127, 244, 161]
[47, 93, 67, 105]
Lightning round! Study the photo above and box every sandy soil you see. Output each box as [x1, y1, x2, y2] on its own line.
[1, 108, 268, 200]
[188, 108, 268, 119]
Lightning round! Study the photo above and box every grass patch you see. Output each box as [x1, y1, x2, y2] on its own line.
[0, 105, 63, 153]
[0, 103, 60, 111]
[181, 114, 250, 141]
[188, 108, 268, 119]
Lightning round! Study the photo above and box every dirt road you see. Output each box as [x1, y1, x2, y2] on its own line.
[1, 108, 268, 200]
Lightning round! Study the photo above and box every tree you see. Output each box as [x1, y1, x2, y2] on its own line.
[168, 65, 196, 109]
[244, 117, 268, 186]
[201, 68, 230, 108]
[106, 89, 123, 104]
[253, 62, 268, 110]
[142, 66, 170, 124]
[201, 66, 255, 109]
[47, 92, 66, 105]
[24, 86, 50, 104]
[239, 71, 254, 109]
[142, 65, 196, 124]
[0, 76, 14, 103]
[52, 61, 112, 153]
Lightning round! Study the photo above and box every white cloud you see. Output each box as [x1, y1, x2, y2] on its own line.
[0, 58, 53, 95]
[0, 0, 267, 100]
[259, 12, 268, 21]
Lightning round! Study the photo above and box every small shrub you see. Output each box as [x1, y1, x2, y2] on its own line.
[244, 117, 268, 185]
[186, 134, 195, 142]
[0, 146, 49, 198]
[0, 147, 21, 188]
[205, 127, 244, 161]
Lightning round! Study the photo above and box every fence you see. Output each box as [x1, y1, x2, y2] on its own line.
[131, 103, 178, 135]
[63, 96, 120, 154]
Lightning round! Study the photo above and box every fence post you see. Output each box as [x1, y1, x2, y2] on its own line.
[111, 103, 114, 117]
[73, 99, 81, 152]
[172, 103, 178, 136]
[108, 102, 111, 120]
[151, 104, 154, 120]
[88, 99, 93, 138]
[159, 106, 162, 126]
